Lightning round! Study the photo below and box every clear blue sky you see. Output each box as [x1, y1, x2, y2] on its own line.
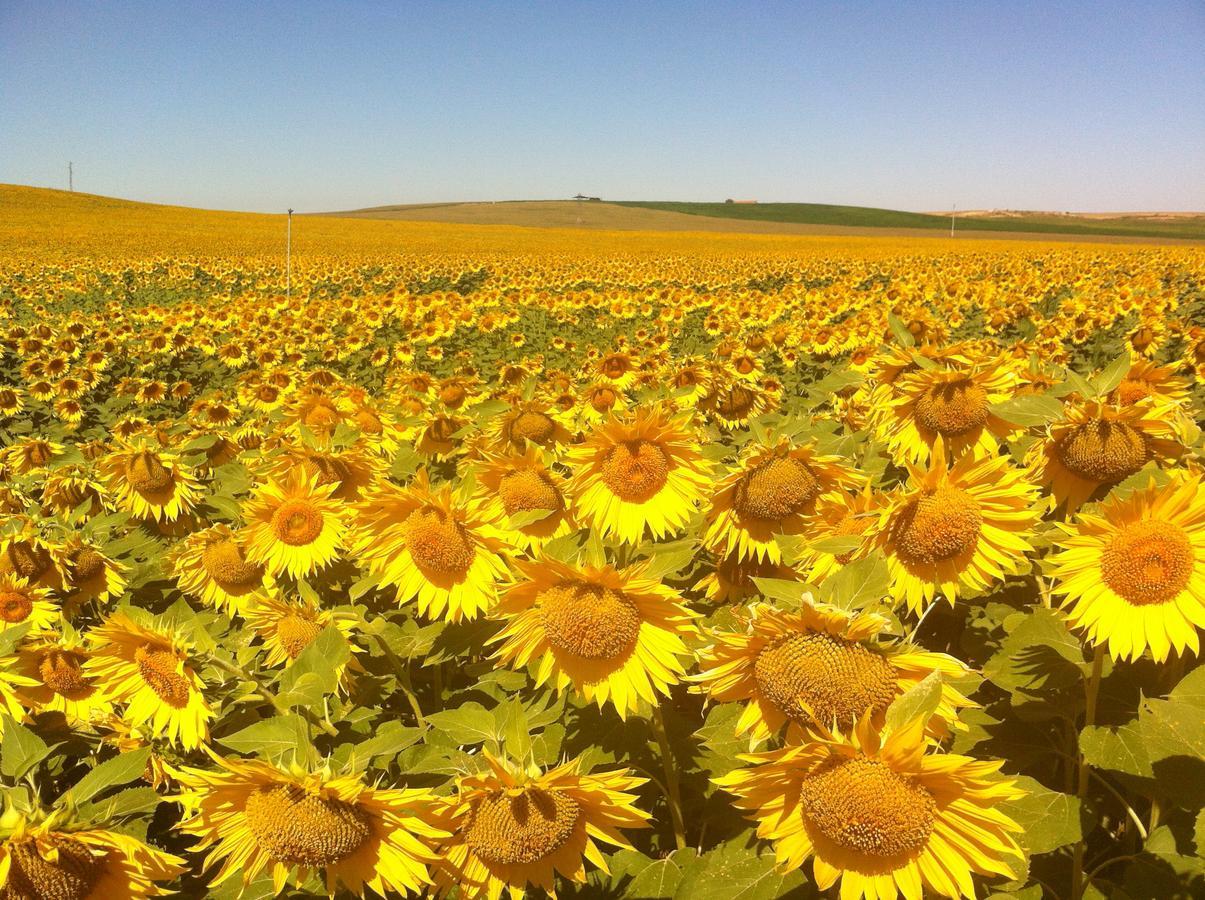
[3, 1, 1203, 213]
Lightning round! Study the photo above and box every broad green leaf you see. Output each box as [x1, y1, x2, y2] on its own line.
[750, 576, 809, 605]
[424, 702, 498, 746]
[639, 540, 697, 580]
[808, 534, 863, 556]
[1080, 722, 1153, 778]
[989, 393, 1063, 427]
[887, 313, 916, 348]
[884, 670, 942, 735]
[76, 787, 163, 822]
[350, 721, 425, 766]
[1, 719, 50, 780]
[217, 715, 311, 761]
[816, 553, 889, 610]
[60, 749, 151, 806]
[676, 839, 810, 900]
[1091, 351, 1130, 397]
[999, 776, 1083, 854]
[623, 848, 700, 898]
[506, 507, 555, 529]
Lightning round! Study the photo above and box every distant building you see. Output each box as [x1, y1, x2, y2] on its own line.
[573, 193, 603, 201]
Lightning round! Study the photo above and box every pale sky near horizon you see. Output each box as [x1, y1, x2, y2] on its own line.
[3, 0, 1203, 214]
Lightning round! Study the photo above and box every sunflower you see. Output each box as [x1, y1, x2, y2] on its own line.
[875, 363, 1017, 465]
[175, 754, 447, 897]
[266, 441, 384, 502]
[488, 401, 573, 453]
[14, 630, 113, 724]
[703, 380, 773, 429]
[1108, 357, 1191, 409]
[242, 593, 357, 672]
[433, 752, 649, 900]
[876, 442, 1039, 613]
[242, 470, 347, 580]
[100, 442, 202, 522]
[1048, 474, 1205, 662]
[704, 440, 861, 564]
[577, 382, 626, 424]
[1026, 400, 1185, 513]
[593, 350, 639, 391]
[0, 810, 184, 899]
[714, 715, 1025, 900]
[0, 529, 65, 592]
[695, 551, 803, 604]
[352, 470, 510, 622]
[472, 447, 575, 553]
[795, 486, 888, 584]
[84, 612, 213, 749]
[62, 540, 128, 607]
[566, 405, 710, 545]
[1, 438, 66, 475]
[491, 556, 697, 719]
[0, 574, 59, 635]
[168, 523, 269, 615]
[39, 466, 107, 519]
[693, 602, 973, 744]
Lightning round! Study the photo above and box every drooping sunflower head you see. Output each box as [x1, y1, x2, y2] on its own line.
[176, 754, 447, 897]
[434, 752, 649, 900]
[0, 811, 185, 899]
[39, 466, 106, 520]
[695, 551, 803, 604]
[492, 556, 698, 719]
[878, 441, 1040, 613]
[1049, 474, 1205, 662]
[267, 441, 384, 502]
[1030, 400, 1185, 513]
[694, 601, 974, 743]
[351, 471, 510, 622]
[490, 401, 572, 452]
[567, 405, 711, 545]
[100, 442, 202, 523]
[14, 630, 113, 725]
[84, 611, 213, 749]
[0, 530, 65, 592]
[875, 363, 1017, 465]
[242, 592, 357, 671]
[703, 379, 772, 429]
[715, 716, 1025, 900]
[169, 523, 268, 614]
[1, 438, 66, 475]
[241, 469, 347, 580]
[0, 574, 59, 634]
[472, 447, 574, 552]
[704, 440, 862, 564]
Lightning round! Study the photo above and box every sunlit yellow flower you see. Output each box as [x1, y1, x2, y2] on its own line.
[14, 629, 113, 724]
[715, 716, 1025, 900]
[242, 470, 348, 580]
[795, 485, 888, 583]
[433, 752, 649, 900]
[0, 574, 59, 634]
[704, 440, 860, 564]
[488, 401, 573, 453]
[352, 470, 510, 622]
[1049, 474, 1205, 662]
[176, 754, 447, 897]
[100, 443, 202, 522]
[567, 405, 710, 545]
[241, 593, 357, 672]
[168, 523, 269, 615]
[85, 611, 213, 749]
[0, 811, 185, 899]
[472, 447, 575, 553]
[694, 601, 973, 743]
[877, 442, 1039, 613]
[491, 556, 697, 719]
[1, 438, 66, 475]
[1026, 400, 1185, 513]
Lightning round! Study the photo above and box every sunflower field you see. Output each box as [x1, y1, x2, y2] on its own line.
[0, 204, 1204, 900]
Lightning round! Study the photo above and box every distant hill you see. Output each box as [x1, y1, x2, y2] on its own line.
[614, 202, 1205, 241]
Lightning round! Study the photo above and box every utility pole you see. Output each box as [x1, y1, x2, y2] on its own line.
[68, 162, 73, 192]
[950, 203, 956, 238]
[286, 209, 293, 297]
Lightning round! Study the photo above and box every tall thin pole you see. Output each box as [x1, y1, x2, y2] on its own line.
[286, 208, 293, 297]
[950, 203, 956, 238]
[68, 162, 73, 192]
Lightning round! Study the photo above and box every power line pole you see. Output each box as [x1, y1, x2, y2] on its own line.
[68, 162, 73, 192]
[950, 203, 956, 238]
[286, 209, 293, 297]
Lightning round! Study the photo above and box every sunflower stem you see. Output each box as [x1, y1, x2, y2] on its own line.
[1070, 643, 1105, 900]
[373, 635, 426, 726]
[650, 705, 687, 851]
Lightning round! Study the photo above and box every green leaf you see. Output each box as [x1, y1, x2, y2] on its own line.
[989, 393, 1064, 427]
[1091, 351, 1130, 397]
[999, 776, 1083, 854]
[1080, 721, 1153, 778]
[1, 718, 50, 780]
[808, 534, 863, 556]
[676, 839, 809, 900]
[638, 540, 697, 580]
[887, 313, 916, 348]
[350, 721, 426, 766]
[884, 670, 942, 735]
[60, 749, 151, 806]
[506, 507, 555, 529]
[816, 553, 890, 610]
[622, 848, 700, 898]
[76, 787, 163, 822]
[277, 627, 349, 707]
[424, 702, 498, 746]
[750, 576, 809, 606]
[217, 715, 312, 762]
